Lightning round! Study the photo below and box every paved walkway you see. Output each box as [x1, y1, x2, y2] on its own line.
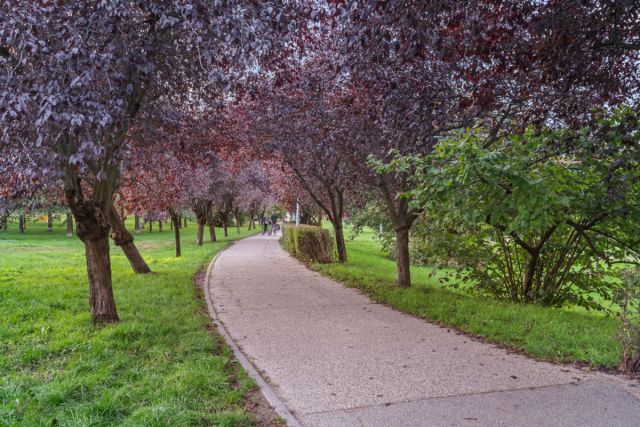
[206, 234, 640, 426]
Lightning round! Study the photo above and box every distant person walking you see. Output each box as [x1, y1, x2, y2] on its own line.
[270, 212, 279, 236]
[261, 216, 268, 236]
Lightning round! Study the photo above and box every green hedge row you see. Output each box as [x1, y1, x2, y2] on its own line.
[282, 225, 334, 263]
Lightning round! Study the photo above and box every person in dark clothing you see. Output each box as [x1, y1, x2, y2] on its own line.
[270, 212, 279, 235]
[261, 216, 268, 235]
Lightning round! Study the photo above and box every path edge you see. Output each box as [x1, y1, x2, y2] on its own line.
[204, 237, 302, 427]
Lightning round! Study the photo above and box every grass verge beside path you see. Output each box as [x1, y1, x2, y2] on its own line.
[311, 230, 621, 369]
[1, 220, 258, 426]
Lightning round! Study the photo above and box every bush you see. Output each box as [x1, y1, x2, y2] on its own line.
[392, 107, 640, 310]
[282, 225, 334, 263]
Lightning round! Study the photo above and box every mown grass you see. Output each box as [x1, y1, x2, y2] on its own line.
[1, 218, 258, 426]
[311, 229, 621, 368]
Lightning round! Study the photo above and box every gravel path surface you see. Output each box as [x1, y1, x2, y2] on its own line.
[207, 234, 640, 427]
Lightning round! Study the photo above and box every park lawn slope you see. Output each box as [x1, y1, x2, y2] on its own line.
[311, 231, 621, 368]
[0, 221, 258, 426]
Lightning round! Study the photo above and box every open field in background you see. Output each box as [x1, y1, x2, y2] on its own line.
[312, 227, 622, 368]
[0, 218, 259, 426]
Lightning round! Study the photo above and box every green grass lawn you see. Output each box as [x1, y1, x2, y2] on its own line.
[1, 218, 258, 426]
[311, 229, 622, 368]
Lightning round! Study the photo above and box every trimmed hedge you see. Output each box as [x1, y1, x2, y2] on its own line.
[282, 224, 334, 263]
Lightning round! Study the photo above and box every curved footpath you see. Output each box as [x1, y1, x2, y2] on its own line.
[205, 234, 640, 427]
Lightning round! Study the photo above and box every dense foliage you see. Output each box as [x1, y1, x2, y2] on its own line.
[282, 225, 334, 264]
[390, 108, 640, 310]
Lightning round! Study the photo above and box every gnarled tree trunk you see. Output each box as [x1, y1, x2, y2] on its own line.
[67, 193, 119, 324]
[85, 234, 119, 323]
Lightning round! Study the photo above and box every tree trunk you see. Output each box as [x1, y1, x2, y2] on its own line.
[84, 235, 119, 323]
[235, 211, 241, 234]
[158, 220, 163, 232]
[183, 217, 187, 228]
[66, 213, 74, 237]
[196, 220, 205, 246]
[134, 214, 141, 234]
[108, 204, 151, 274]
[67, 195, 119, 324]
[395, 226, 411, 288]
[171, 213, 181, 257]
[522, 252, 540, 303]
[207, 208, 217, 242]
[19, 214, 25, 233]
[120, 240, 151, 274]
[0, 213, 7, 230]
[148, 220, 152, 233]
[223, 218, 228, 237]
[47, 210, 53, 232]
[333, 222, 347, 263]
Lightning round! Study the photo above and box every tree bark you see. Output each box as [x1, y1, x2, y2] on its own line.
[108, 204, 151, 274]
[66, 213, 74, 237]
[395, 226, 411, 288]
[148, 220, 152, 233]
[234, 209, 241, 234]
[207, 208, 217, 242]
[171, 213, 181, 257]
[333, 222, 347, 263]
[223, 218, 228, 237]
[84, 235, 119, 323]
[378, 179, 418, 287]
[194, 200, 211, 246]
[158, 220, 163, 232]
[47, 210, 53, 232]
[19, 214, 25, 233]
[196, 221, 205, 246]
[183, 217, 187, 228]
[522, 252, 540, 302]
[134, 214, 141, 234]
[66, 192, 119, 324]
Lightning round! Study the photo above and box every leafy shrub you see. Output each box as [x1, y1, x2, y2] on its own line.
[392, 107, 640, 310]
[282, 225, 334, 263]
